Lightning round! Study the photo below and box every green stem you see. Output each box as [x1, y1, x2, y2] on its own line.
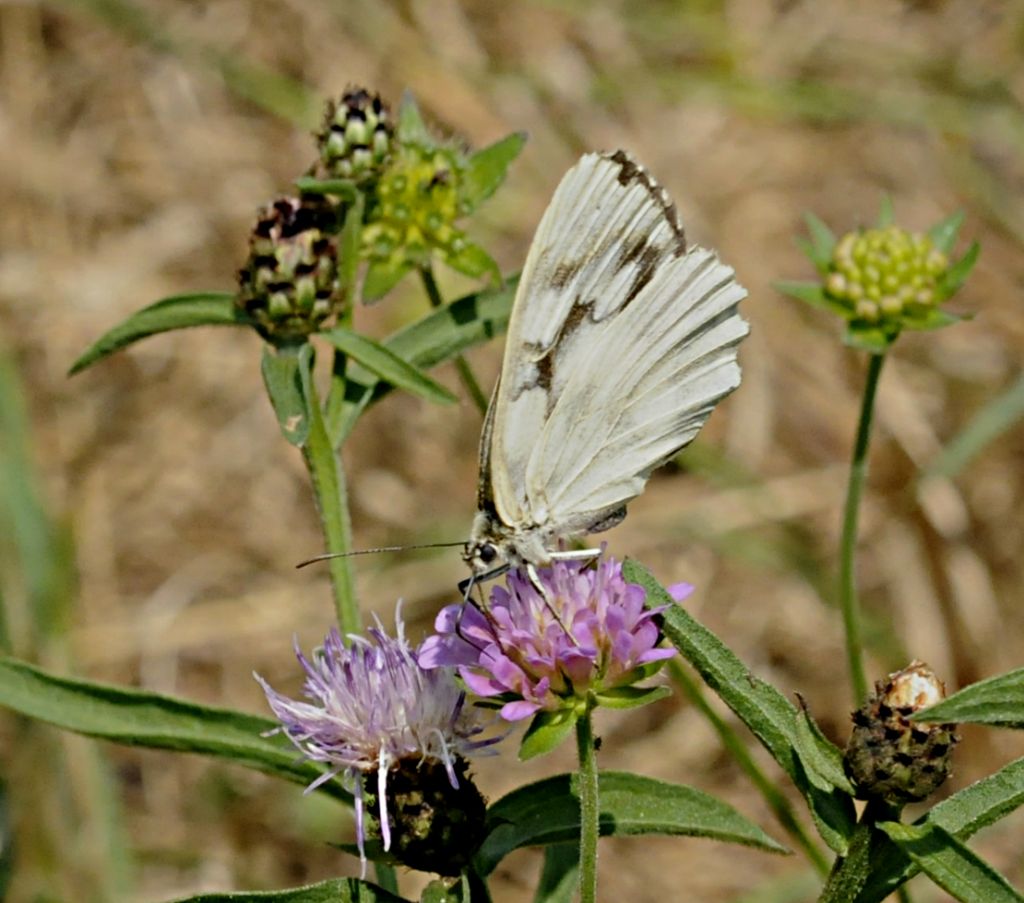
[463, 865, 493, 902]
[575, 709, 600, 903]
[301, 364, 360, 634]
[374, 864, 398, 894]
[818, 798, 899, 903]
[668, 660, 830, 875]
[839, 352, 886, 705]
[419, 265, 489, 414]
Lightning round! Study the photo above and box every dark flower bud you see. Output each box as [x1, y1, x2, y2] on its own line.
[315, 87, 393, 182]
[235, 198, 343, 341]
[364, 756, 487, 877]
[844, 661, 959, 805]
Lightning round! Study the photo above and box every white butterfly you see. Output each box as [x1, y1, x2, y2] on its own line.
[462, 150, 749, 590]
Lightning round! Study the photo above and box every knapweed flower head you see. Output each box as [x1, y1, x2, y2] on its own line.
[255, 609, 495, 875]
[844, 660, 959, 805]
[236, 197, 343, 343]
[421, 554, 679, 746]
[777, 202, 978, 352]
[313, 87, 393, 183]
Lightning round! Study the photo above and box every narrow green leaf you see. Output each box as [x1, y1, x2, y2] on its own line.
[901, 308, 963, 331]
[534, 844, 579, 903]
[329, 278, 516, 443]
[396, 91, 431, 145]
[877, 822, 1024, 903]
[445, 243, 501, 283]
[69, 292, 248, 375]
[942, 240, 981, 296]
[773, 281, 849, 318]
[914, 667, 1024, 728]
[624, 560, 856, 853]
[295, 176, 358, 201]
[476, 771, 787, 876]
[843, 325, 894, 353]
[519, 709, 579, 760]
[794, 236, 820, 268]
[462, 132, 527, 210]
[877, 195, 895, 228]
[167, 877, 407, 902]
[925, 373, 1024, 479]
[793, 709, 855, 795]
[593, 685, 671, 710]
[0, 656, 350, 804]
[928, 210, 965, 254]
[319, 328, 456, 405]
[0, 350, 76, 643]
[261, 344, 310, 446]
[802, 211, 837, 267]
[363, 258, 414, 303]
[856, 756, 1024, 903]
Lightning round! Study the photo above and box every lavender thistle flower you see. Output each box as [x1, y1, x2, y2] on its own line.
[255, 609, 495, 875]
[420, 554, 681, 722]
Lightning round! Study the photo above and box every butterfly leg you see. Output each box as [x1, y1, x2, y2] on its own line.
[548, 547, 603, 564]
[525, 561, 582, 645]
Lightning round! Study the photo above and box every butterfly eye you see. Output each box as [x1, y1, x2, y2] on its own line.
[478, 544, 497, 565]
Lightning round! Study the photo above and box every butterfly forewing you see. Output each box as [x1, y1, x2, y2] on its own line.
[474, 149, 748, 569]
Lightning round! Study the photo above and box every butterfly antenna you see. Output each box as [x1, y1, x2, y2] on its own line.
[296, 541, 467, 569]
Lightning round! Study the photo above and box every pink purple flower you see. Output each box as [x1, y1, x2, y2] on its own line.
[255, 608, 496, 874]
[420, 554, 684, 722]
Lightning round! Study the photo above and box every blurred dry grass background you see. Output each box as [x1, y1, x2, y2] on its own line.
[3, 0, 1024, 900]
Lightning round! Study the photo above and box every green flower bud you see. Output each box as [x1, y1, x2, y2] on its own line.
[314, 87, 393, 182]
[823, 225, 950, 331]
[844, 661, 959, 805]
[235, 198, 342, 342]
[363, 756, 487, 878]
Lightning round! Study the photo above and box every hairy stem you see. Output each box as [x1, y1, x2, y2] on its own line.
[818, 798, 899, 903]
[575, 709, 600, 903]
[301, 368, 360, 634]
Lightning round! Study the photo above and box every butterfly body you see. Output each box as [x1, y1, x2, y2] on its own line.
[464, 149, 749, 588]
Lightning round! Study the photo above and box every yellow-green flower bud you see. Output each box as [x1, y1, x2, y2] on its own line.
[824, 226, 950, 329]
[362, 143, 469, 271]
[844, 661, 959, 805]
[236, 198, 342, 341]
[315, 88, 393, 182]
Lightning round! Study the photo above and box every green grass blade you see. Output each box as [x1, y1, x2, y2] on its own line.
[925, 373, 1024, 479]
